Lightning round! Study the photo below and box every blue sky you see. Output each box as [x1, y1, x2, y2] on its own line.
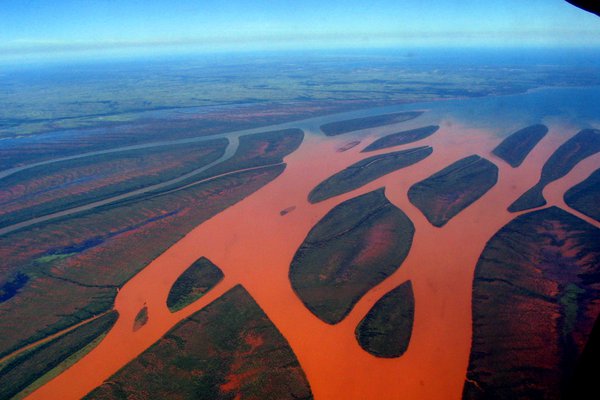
[2, 0, 599, 61]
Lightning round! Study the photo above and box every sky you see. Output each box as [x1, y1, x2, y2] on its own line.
[1, 0, 599, 62]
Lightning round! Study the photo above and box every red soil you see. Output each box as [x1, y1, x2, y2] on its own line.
[353, 221, 397, 266]
[26, 120, 599, 400]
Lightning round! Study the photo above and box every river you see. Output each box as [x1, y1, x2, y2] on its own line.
[22, 87, 600, 399]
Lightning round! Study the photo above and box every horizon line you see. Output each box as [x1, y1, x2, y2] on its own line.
[2, 42, 600, 68]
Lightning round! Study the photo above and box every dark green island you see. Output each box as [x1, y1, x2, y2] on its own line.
[320, 111, 423, 136]
[362, 125, 439, 152]
[132, 305, 148, 331]
[355, 281, 415, 358]
[166, 257, 224, 312]
[408, 155, 498, 227]
[290, 189, 414, 324]
[308, 146, 432, 203]
[491, 124, 547, 167]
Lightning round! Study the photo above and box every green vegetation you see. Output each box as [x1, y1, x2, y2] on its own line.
[492, 124, 547, 167]
[2, 53, 599, 398]
[0, 165, 285, 359]
[362, 125, 439, 152]
[290, 189, 414, 324]
[463, 207, 600, 399]
[0, 311, 118, 400]
[355, 281, 415, 358]
[85, 286, 312, 400]
[408, 155, 498, 227]
[0, 119, 305, 360]
[509, 129, 600, 212]
[308, 146, 432, 203]
[564, 168, 600, 222]
[12, 329, 111, 400]
[0, 108, 315, 171]
[320, 111, 423, 136]
[6, 54, 594, 139]
[0, 139, 227, 229]
[167, 257, 224, 312]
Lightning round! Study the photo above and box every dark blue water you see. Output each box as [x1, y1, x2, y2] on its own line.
[422, 86, 600, 135]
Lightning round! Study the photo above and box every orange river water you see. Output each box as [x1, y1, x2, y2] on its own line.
[26, 113, 600, 400]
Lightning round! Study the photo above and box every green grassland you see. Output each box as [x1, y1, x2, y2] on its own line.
[4, 53, 599, 138]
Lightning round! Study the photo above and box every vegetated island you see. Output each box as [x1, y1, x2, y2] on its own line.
[355, 281, 415, 358]
[408, 155, 498, 227]
[320, 111, 423, 136]
[463, 207, 600, 400]
[564, 168, 600, 222]
[337, 140, 361, 152]
[0, 311, 118, 400]
[362, 125, 439, 152]
[166, 257, 224, 313]
[85, 286, 313, 400]
[491, 124, 548, 167]
[280, 206, 296, 216]
[308, 146, 432, 204]
[132, 305, 148, 332]
[509, 128, 600, 212]
[290, 189, 414, 324]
